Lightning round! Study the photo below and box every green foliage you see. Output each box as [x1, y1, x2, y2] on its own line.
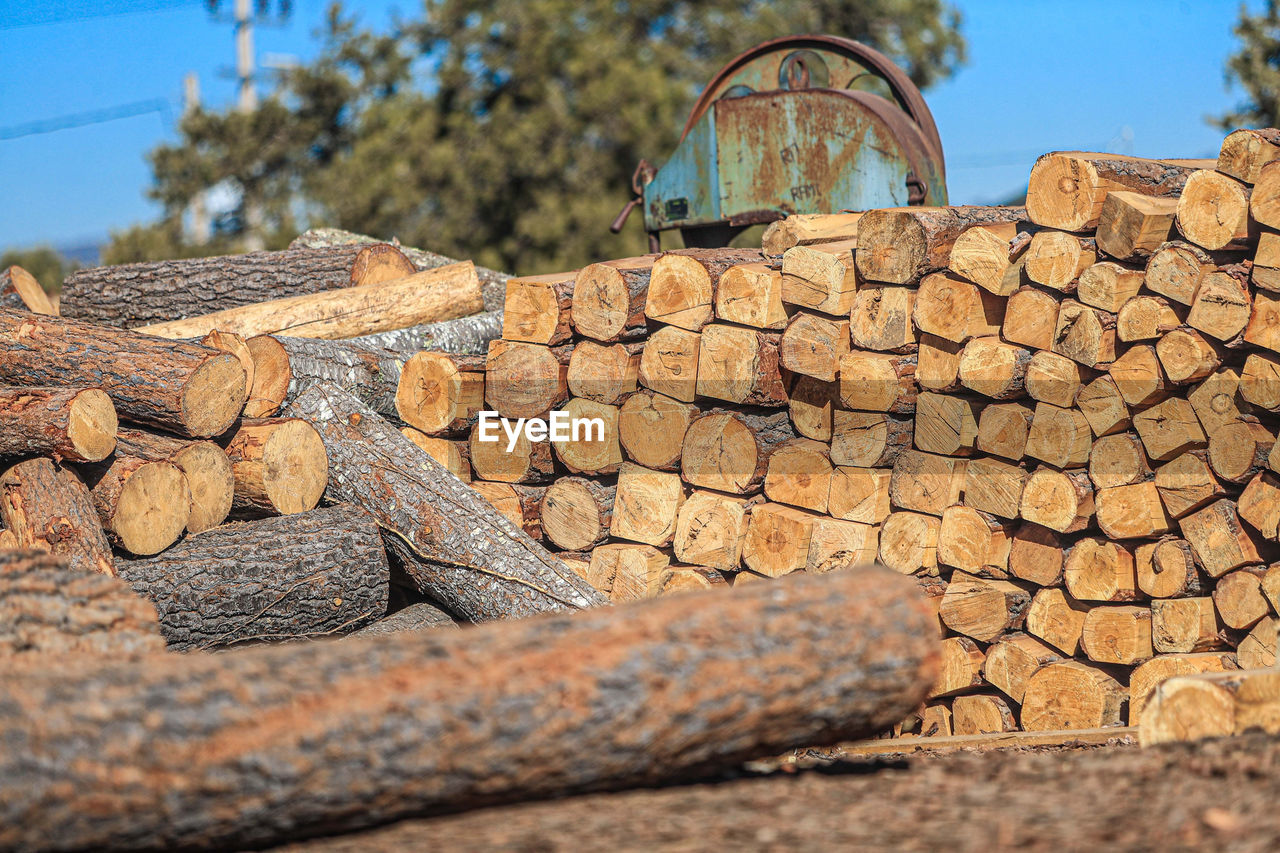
[0, 246, 76, 294]
[1218, 1, 1280, 130]
[111, 0, 965, 273]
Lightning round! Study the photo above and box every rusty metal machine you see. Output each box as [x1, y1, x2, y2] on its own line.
[612, 35, 948, 250]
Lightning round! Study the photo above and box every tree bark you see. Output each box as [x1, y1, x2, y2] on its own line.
[0, 265, 55, 314]
[347, 310, 504, 357]
[0, 549, 164, 657]
[117, 503, 389, 651]
[286, 383, 605, 620]
[62, 243, 415, 327]
[0, 457, 115, 577]
[0, 386, 117, 462]
[0, 308, 246, 438]
[0, 567, 938, 853]
[350, 601, 459, 636]
[1026, 152, 1211, 231]
[220, 418, 328, 517]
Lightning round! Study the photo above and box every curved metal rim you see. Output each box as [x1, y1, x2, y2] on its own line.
[682, 34, 945, 177]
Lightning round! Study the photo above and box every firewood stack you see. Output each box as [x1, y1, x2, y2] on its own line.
[397, 128, 1280, 739]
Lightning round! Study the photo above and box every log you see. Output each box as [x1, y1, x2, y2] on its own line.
[346, 310, 504, 358]
[0, 458, 114, 576]
[587, 542, 670, 601]
[1076, 375, 1131, 437]
[787, 374, 837, 440]
[502, 275, 574, 345]
[1245, 289, 1280, 354]
[779, 312, 851, 383]
[397, 352, 486, 435]
[1094, 481, 1174, 539]
[645, 249, 762, 331]
[1129, 652, 1238, 723]
[713, 262, 789, 329]
[401, 430, 471, 483]
[61, 243, 415, 327]
[963, 456, 1028, 519]
[1179, 499, 1265, 578]
[828, 466, 892, 524]
[1108, 344, 1169, 407]
[110, 429, 232, 534]
[135, 262, 483, 340]
[1020, 467, 1093, 533]
[1089, 432, 1151, 490]
[1155, 327, 1222, 384]
[1242, 352, 1280, 409]
[1008, 522, 1067, 586]
[1136, 538, 1205, 599]
[1188, 367, 1249, 436]
[917, 333, 963, 392]
[889, 450, 965, 517]
[849, 284, 917, 352]
[610, 463, 684, 547]
[118, 504, 389, 650]
[1144, 241, 1228, 305]
[0, 308, 246, 438]
[930, 635, 986, 698]
[74, 455, 190, 555]
[1241, 471, 1280, 539]
[982, 633, 1062, 704]
[1118, 295, 1185, 342]
[958, 337, 1030, 400]
[0, 549, 164, 657]
[1212, 568, 1272, 630]
[484, 340, 569, 419]
[567, 340, 641, 406]
[913, 272, 1004, 343]
[696, 324, 787, 406]
[831, 410, 912, 467]
[1080, 605, 1153, 665]
[914, 391, 982, 456]
[1151, 597, 1225, 654]
[975, 401, 1034, 460]
[352, 602, 460, 636]
[947, 221, 1025, 295]
[540, 478, 614, 552]
[219, 418, 327, 516]
[672, 490, 750, 569]
[637, 325, 700, 403]
[0, 386, 116, 463]
[1209, 420, 1275, 484]
[1025, 350, 1085, 408]
[552, 398, 624, 475]
[1025, 587, 1090, 655]
[1077, 261, 1145, 313]
[780, 239, 858, 315]
[764, 439, 833, 512]
[877, 511, 941, 574]
[239, 335, 408, 422]
[939, 570, 1029, 643]
[0, 265, 55, 314]
[468, 421, 555, 484]
[1052, 299, 1116, 367]
[1096, 191, 1178, 261]
[572, 260, 653, 342]
[741, 502, 818, 577]
[1187, 267, 1252, 344]
[920, 703, 953, 737]
[1024, 231, 1096, 291]
[1177, 170, 1253, 251]
[806, 516, 878, 573]
[656, 566, 728, 595]
[839, 351, 916, 413]
[681, 410, 794, 495]
[937, 506, 1013, 575]
[286, 383, 605, 619]
[1239, 616, 1278, 668]
[1064, 537, 1139, 602]
[951, 693, 1018, 735]
[618, 390, 697, 471]
[1140, 668, 1280, 745]
[1132, 397, 1207, 462]
[761, 212, 862, 254]
[1154, 451, 1226, 519]
[287, 227, 509, 311]
[1025, 152, 1211, 231]
[1020, 660, 1127, 731]
[1024, 402, 1092, 469]
[0, 567, 939, 853]
[855, 205, 1024, 285]
[1254, 159, 1280, 228]
[1218, 127, 1280, 183]
[469, 482, 545, 540]
[1001, 286, 1062, 351]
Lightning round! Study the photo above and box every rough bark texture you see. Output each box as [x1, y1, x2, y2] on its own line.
[117, 503, 389, 651]
[285, 383, 605, 620]
[0, 567, 938, 853]
[0, 265, 54, 314]
[347, 310, 504, 357]
[0, 549, 164, 657]
[0, 308, 246, 438]
[264, 335, 408, 418]
[0, 457, 115, 577]
[290, 227, 510, 312]
[0, 386, 117, 462]
[351, 601, 460, 635]
[61, 243, 414, 327]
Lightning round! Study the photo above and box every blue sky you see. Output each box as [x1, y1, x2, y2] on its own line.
[0, 0, 1265, 258]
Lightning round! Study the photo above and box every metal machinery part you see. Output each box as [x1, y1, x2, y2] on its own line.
[612, 35, 948, 250]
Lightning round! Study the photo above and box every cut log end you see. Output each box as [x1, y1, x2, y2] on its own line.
[173, 442, 236, 534]
[65, 388, 118, 462]
[262, 419, 328, 514]
[113, 460, 191, 556]
[181, 352, 248, 437]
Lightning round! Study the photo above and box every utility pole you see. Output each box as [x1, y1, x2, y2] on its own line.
[183, 72, 211, 244]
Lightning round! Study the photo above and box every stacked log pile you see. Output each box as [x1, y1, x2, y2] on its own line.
[399, 129, 1280, 739]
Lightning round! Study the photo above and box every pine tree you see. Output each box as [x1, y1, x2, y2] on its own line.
[1218, 0, 1280, 130]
